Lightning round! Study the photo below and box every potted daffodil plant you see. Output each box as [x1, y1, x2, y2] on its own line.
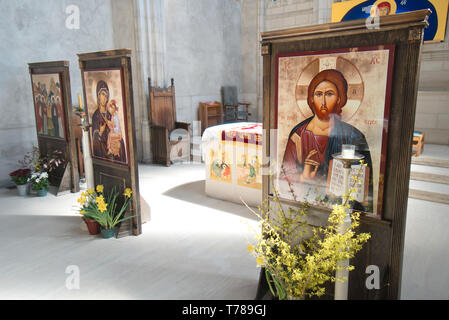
[77, 184, 135, 238]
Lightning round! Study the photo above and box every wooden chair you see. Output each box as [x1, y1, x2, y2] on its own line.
[149, 78, 191, 166]
[221, 86, 251, 123]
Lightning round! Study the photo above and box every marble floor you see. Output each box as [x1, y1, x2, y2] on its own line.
[0, 144, 448, 300]
[0, 163, 261, 300]
[402, 144, 449, 299]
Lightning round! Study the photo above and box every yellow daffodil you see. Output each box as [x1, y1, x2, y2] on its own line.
[87, 188, 95, 195]
[123, 188, 132, 198]
[256, 256, 264, 266]
[96, 195, 105, 204]
[77, 197, 86, 205]
[96, 185, 104, 193]
[247, 244, 254, 252]
[80, 210, 86, 215]
[97, 201, 108, 213]
[81, 191, 88, 197]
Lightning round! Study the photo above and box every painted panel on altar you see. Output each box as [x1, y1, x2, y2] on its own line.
[208, 146, 232, 183]
[237, 151, 262, 190]
[275, 46, 395, 218]
[236, 133, 262, 190]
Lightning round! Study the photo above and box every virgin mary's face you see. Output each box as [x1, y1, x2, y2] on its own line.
[312, 80, 340, 120]
[98, 90, 109, 107]
[379, 7, 389, 16]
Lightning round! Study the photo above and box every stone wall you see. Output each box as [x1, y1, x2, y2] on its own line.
[240, 0, 449, 145]
[415, 18, 449, 145]
[241, 0, 263, 122]
[240, 0, 331, 122]
[0, 0, 120, 187]
[1, 0, 447, 188]
[264, 0, 315, 30]
[165, 0, 242, 127]
[415, 91, 449, 145]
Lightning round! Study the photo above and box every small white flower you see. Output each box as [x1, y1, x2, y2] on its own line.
[41, 172, 48, 179]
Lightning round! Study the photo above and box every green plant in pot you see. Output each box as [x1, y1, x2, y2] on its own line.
[9, 168, 31, 196]
[28, 171, 50, 197]
[19, 146, 65, 193]
[77, 184, 135, 239]
[77, 188, 101, 235]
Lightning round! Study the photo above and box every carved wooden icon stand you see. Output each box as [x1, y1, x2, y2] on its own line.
[28, 61, 80, 194]
[78, 49, 142, 237]
[260, 10, 430, 299]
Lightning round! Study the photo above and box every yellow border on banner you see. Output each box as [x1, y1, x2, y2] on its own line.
[331, 0, 367, 23]
[331, 0, 449, 42]
[429, 0, 449, 42]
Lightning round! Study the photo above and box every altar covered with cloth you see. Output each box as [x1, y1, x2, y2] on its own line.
[202, 122, 263, 207]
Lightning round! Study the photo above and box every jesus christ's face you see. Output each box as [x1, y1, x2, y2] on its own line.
[312, 80, 340, 120]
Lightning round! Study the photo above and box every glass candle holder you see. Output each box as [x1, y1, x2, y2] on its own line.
[341, 144, 355, 158]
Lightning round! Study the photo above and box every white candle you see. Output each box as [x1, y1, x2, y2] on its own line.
[342, 144, 355, 158]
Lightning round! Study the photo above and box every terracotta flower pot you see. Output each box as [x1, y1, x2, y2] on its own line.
[83, 217, 101, 235]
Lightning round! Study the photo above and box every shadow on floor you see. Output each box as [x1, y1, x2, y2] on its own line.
[162, 180, 258, 221]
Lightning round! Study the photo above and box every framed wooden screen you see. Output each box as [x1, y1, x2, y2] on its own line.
[28, 61, 80, 194]
[78, 49, 142, 237]
[260, 10, 430, 299]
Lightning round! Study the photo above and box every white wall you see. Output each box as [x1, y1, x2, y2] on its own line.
[2, 0, 446, 188]
[240, 0, 323, 122]
[0, 0, 245, 187]
[241, 0, 263, 122]
[165, 0, 242, 126]
[264, 0, 315, 30]
[0, 0, 123, 186]
[240, 0, 449, 145]
[415, 19, 449, 145]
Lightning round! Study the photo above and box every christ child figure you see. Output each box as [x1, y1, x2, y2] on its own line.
[106, 99, 122, 157]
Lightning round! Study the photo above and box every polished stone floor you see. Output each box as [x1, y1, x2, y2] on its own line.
[402, 144, 449, 299]
[0, 163, 260, 299]
[0, 144, 448, 299]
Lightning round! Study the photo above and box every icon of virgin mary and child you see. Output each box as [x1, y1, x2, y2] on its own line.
[281, 69, 373, 211]
[91, 80, 127, 163]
